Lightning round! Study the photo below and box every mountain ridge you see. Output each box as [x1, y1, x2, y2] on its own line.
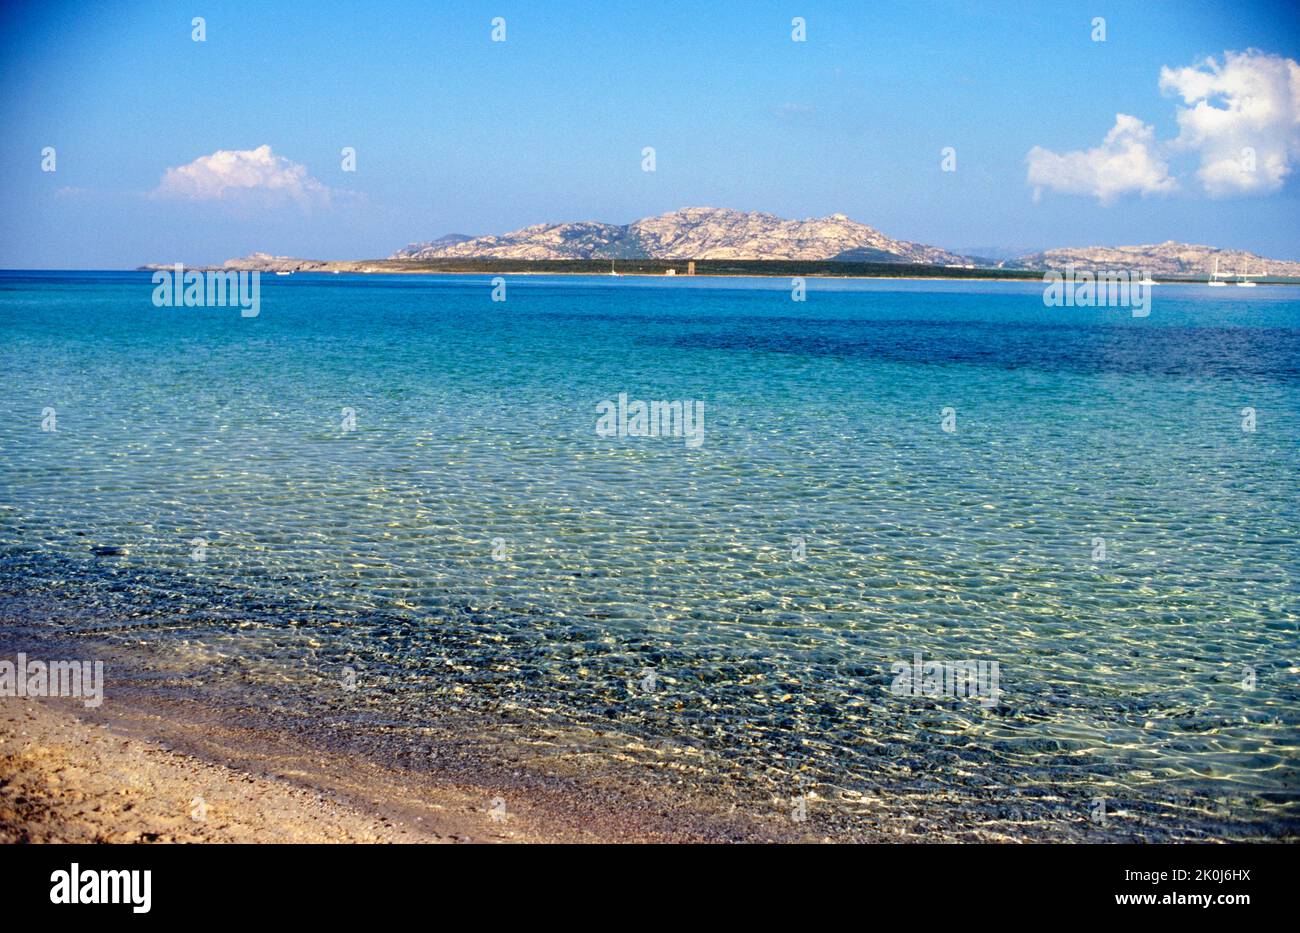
[387, 207, 1300, 276]
[140, 208, 1300, 277]
[1006, 240, 1300, 277]
[390, 207, 972, 265]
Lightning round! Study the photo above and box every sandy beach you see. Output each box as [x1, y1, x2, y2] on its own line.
[3, 695, 768, 844]
[0, 663, 817, 844]
[1, 697, 433, 843]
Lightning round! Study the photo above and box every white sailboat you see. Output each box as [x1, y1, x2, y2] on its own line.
[608, 259, 620, 277]
[1207, 257, 1228, 287]
[1236, 262, 1262, 287]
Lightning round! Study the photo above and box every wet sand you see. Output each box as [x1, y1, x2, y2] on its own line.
[0, 598, 833, 845]
[2, 614, 1285, 844]
[0, 684, 819, 844]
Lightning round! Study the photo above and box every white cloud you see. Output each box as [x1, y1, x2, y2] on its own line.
[154, 145, 330, 206]
[1026, 114, 1177, 204]
[1027, 49, 1300, 203]
[1159, 49, 1300, 197]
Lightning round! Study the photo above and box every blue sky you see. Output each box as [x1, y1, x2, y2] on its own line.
[2, 0, 1298, 267]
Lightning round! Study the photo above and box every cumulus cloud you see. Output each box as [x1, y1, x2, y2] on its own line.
[1026, 114, 1176, 204]
[1159, 49, 1300, 197]
[1027, 49, 1300, 203]
[154, 145, 331, 206]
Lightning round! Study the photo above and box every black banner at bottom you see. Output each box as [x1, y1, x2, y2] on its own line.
[0, 842, 1283, 919]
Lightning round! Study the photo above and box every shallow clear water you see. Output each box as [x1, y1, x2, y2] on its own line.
[2, 271, 1297, 838]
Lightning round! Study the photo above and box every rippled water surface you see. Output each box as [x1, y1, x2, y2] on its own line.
[2, 271, 1297, 839]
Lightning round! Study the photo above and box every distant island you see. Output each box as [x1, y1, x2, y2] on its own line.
[142, 207, 1300, 280]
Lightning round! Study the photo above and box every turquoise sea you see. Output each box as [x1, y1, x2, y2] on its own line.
[1, 271, 1297, 839]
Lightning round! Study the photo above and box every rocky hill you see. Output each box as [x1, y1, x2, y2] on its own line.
[143, 212, 1300, 280]
[391, 207, 971, 264]
[139, 252, 311, 273]
[1009, 241, 1300, 278]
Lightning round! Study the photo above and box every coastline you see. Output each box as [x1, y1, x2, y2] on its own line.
[0, 618, 828, 845]
[8, 265, 1298, 286]
[122, 265, 1300, 287]
[5, 617, 1287, 844]
[134, 258, 1052, 282]
[125, 257, 1300, 286]
[0, 684, 815, 844]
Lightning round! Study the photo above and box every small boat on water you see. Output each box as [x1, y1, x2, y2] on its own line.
[1207, 257, 1228, 287]
[1236, 263, 1262, 287]
[275, 270, 293, 276]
